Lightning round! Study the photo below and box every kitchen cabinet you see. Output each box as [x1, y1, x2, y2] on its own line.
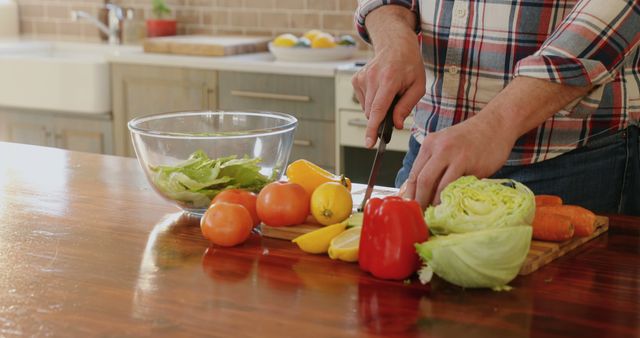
[54, 116, 114, 154]
[0, 109, 113, 154]
[218, 71, 336, 171]
[111, 64, 218, 157]
[0, 111, 52, 147]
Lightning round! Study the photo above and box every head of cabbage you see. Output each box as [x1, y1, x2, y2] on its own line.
[425, 176, 535, 235]
[416, 176, 535, 290]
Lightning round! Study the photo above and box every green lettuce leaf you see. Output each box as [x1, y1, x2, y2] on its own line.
[416, 226, 532, 290]
[425, 176, 535, 235]
[149, 150, 272, 209]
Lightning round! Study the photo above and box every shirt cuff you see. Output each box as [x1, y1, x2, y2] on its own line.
[514, 55, 617, 118]
[514, 55, 616, 87]
[355, 1, 420, 44]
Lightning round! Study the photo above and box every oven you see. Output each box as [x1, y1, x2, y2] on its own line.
[334, 65, 414, 188]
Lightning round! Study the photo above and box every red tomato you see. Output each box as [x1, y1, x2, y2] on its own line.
[211, 189, 260, 227]
[256, 181, 309, 227]
[200, 202, 253, 247]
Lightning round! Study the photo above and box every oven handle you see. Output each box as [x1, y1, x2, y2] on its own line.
[347, 118, 412, 131]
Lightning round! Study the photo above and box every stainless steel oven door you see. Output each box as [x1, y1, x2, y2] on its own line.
[337, 110, 415, 187]
[341, 145, 407, 188]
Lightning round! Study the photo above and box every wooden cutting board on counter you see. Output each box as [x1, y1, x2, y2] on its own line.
[519, 216, 608, 275]
[143, 35, 271, 57]
[260, 184, 610, 276]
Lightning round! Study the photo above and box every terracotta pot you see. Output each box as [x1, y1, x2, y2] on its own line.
[146, 19, 177, 37]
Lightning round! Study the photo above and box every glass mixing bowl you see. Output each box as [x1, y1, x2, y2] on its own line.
[128, 111, 298, 215]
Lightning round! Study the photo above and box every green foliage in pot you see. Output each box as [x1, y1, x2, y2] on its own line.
[152, 0, 171, 19]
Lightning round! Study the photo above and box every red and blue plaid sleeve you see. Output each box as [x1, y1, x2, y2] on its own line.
[514, 0, 640, 117]
[514, 0, 640, 87]
[354, 0, 421, 43]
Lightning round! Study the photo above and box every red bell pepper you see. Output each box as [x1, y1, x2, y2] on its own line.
[359, 196, 429, 280]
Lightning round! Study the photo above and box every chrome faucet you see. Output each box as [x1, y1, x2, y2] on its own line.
[70, 3, 124, 45]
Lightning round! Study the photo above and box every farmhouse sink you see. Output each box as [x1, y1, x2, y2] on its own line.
[0, 40, 135, 114]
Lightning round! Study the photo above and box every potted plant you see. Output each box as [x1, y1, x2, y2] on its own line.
[146, 0, 177, 37]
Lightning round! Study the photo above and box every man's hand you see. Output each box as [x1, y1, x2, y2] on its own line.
[351, 6, 425, 148]
[403, 114, 517, 209]
[403, 76, 592, 209]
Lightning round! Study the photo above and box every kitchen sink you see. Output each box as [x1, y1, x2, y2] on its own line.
[0, 40, 135, 114]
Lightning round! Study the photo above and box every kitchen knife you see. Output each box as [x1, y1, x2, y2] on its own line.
[359, 96, 399, 211]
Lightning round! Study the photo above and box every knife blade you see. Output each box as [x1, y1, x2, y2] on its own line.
[359, 96, 399, 211]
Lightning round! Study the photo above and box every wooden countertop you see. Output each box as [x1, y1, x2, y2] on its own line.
[0, 142, 638, 337]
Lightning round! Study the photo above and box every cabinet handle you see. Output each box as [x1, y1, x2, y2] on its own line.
[347, 118, 412, 131]
[347, 118, 368, 128]
[230, 90, 311, 102]
[293, 139, 312, 147]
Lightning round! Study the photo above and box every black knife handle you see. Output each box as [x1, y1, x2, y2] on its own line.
[378, 95, 399, 144]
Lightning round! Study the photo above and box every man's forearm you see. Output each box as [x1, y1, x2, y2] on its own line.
[478, 77, 592, 143]
[365, 5, 419, 52]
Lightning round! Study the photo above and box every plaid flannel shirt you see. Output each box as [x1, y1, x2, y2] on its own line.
[356, 0, 640, 165]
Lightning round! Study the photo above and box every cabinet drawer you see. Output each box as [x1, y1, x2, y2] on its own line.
[218, 71, 335, 121]
[290, 119, 335, 169]
[339, 109, 413, 152]
[335, 72, 361, 111]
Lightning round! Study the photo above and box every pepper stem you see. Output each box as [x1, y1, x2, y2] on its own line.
[340, 175, 348, 188]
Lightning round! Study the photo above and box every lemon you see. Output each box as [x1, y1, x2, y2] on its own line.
[311, 33, 336, 48]
[291, 221, 347, 254]
[328, 226, 361, 262]
[303, 29, 324, 42]
[311, 182, 353, 226]
[273, 33, 298, 47]
[346, 212, 363, 228]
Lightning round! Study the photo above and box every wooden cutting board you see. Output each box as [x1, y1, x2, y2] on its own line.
[519, 216, 608, 275]
[260, 184, 610, 276]
[143, 35, 271, 57]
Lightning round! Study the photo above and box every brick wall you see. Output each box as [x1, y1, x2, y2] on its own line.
[16, 0, 360, 44]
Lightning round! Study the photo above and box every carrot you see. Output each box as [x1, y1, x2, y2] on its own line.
[535, 195, 563, 207]
[537, 205, 596, 237]
[532, 211, 574, 242]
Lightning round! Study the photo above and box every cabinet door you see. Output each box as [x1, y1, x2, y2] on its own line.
[112, 64, 218, 156]
[54, 116, 114, 155]
[218, 71, 336, 169]
[290, 120, 335, 171]
[218, 71, 335, 121]
[1, 112, 53, 147]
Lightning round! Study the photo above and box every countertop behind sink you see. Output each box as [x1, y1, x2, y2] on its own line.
[107, 46, 369, 78]
[0, 38, 370, 160]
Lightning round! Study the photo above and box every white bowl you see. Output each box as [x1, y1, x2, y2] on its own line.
[268, 43, 356, 62]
